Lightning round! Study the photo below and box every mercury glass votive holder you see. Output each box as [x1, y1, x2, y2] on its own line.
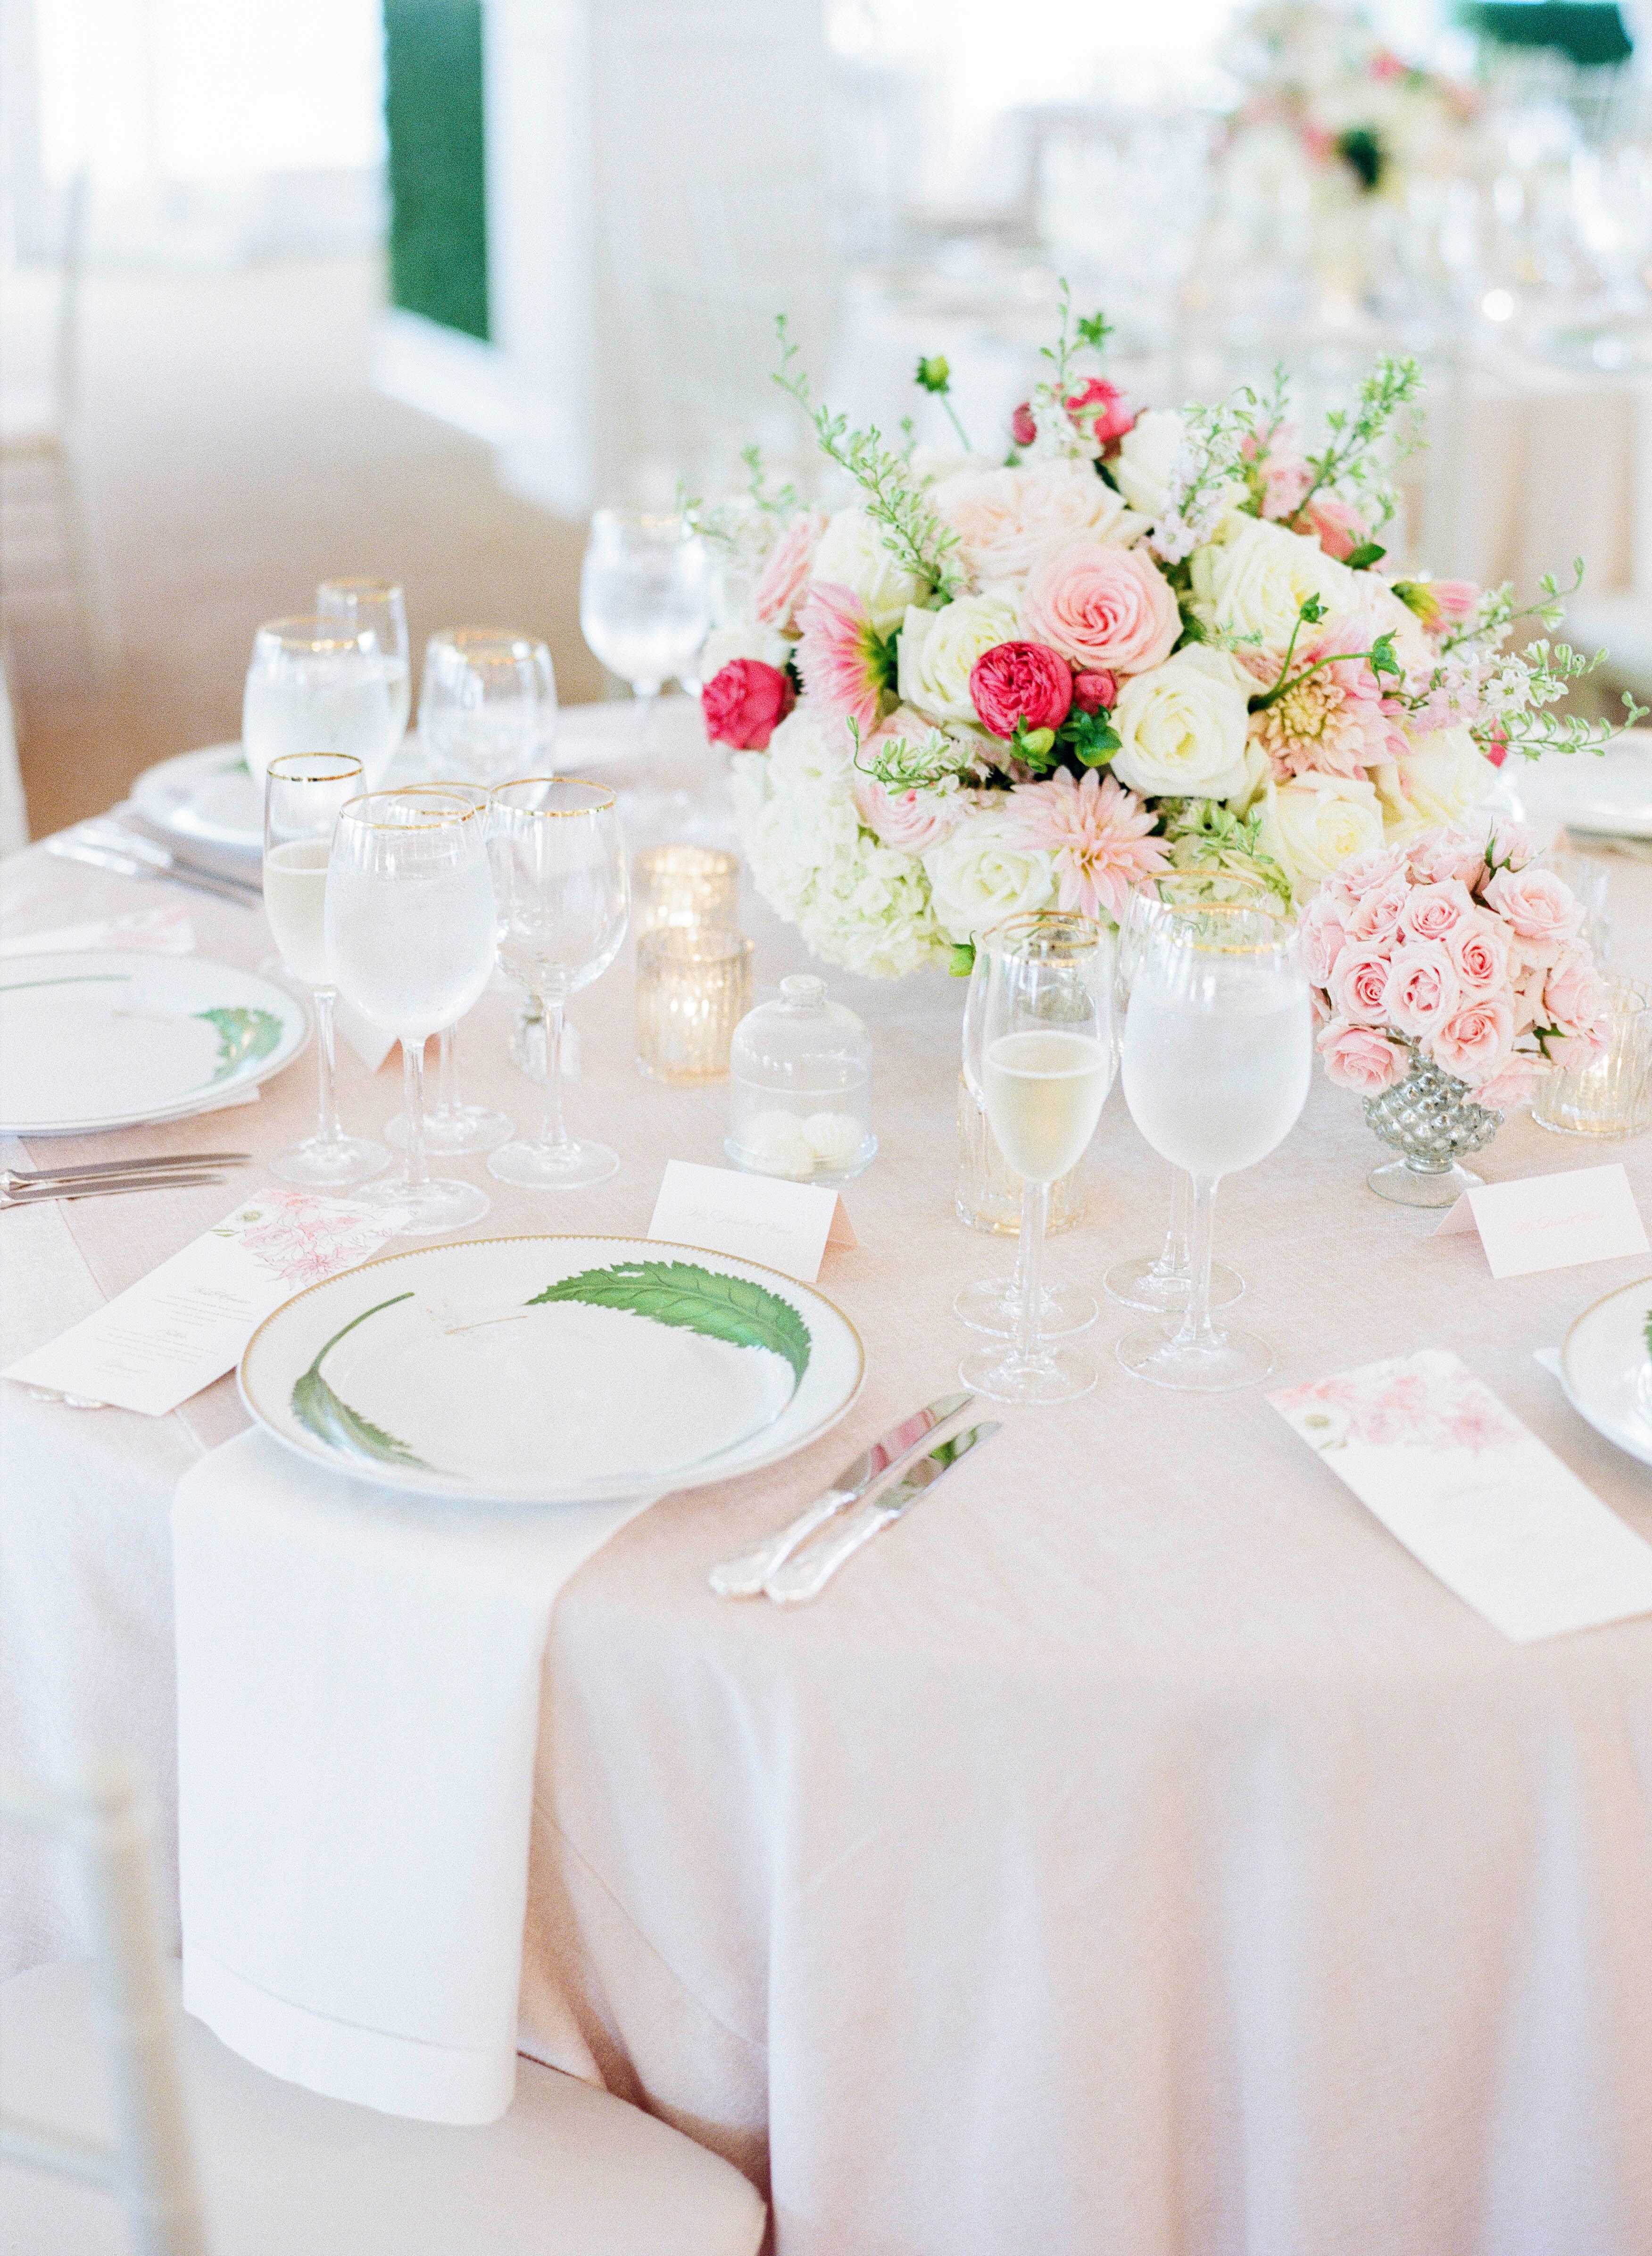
[635, 926, 753, 1084]
[632, 844, 740, 935]
[1531, 978, 1652, 1138]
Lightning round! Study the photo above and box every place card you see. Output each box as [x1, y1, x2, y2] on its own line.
[4, 1190, 408, 1415]
[1435, 1163, 1647, 1278]
[1270, 1349, 1652, 1641]
[648, 1159, 855, 1283]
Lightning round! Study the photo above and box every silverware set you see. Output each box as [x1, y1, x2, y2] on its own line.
[46, 810, 262, 908]
[1, 1152, 251, 1208]
[710, 1392, 1000, 1605]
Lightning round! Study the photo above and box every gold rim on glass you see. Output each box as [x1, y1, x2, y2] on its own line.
[266, 753, 365, 786]
[980, 908, 1106, 963]
[257, 616, 374, 655]
[318, 577, 403, 602]
[491, 776, 617, 818]
[1154, 899, 1298, 957]
[337, 788, 484, 831]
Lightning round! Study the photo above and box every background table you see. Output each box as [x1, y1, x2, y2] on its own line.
[4, 712, 1651, 2256]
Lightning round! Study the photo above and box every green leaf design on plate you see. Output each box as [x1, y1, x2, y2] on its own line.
[289, 1291, 429, 1469]
[196, 1005, 283, 1080]
[525, 1260, 812, 1386]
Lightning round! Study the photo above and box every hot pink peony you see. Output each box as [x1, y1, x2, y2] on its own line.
[1010, 401, 1038, 448]
[1071, 669, 1118, 714]
[1009, 768, 1169, 920]
[751, 509, 828, 635]
[1329, 946, 1394, 1027]
[1382, 940, 1461, 1037]
[969, 641, 1074, 738]
[1063, 375, 1136, 450]
[1318, 1020, 1407, 1095]
[1021, 541, 1180, 676]
[1482, 866, 1582, 966]
[1432, 994, 1515, 1084]
[795, 581, 890, 736]
[701, 658, 795, 750]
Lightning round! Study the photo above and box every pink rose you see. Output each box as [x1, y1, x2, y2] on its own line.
[701, 658, 795, 750]
[1483, 866, 1582, 966]
[1244, 422, 1312, 520]
[1398, 877, 1476, 943]
[1444, 912, 1510, 996]
[1474, 1054, 1543, 1109]
[1331, 843, 1408, 899]
[1021, 541, 1180, 676]
[1071, 669, 1118, 714]
[851, 775, 965, 856]
[1010, 401, 1038, 449]
[1406, 827, 1487, 888]
[1432, 994, 1515, 1084]
[1302, 894, 1350, 987]
[1064, 375, 1135, 450]
[1330, 946, 1394, 1027]
[1302, 494, 1369, 562]
[1346, 870, 1411, 944]
[1544, 1027, 1610, 1070]
[1318, 1020, 1407, 1094]
[1383, 940, 1461, 1037]
[1543, 948, 1610, 1034]
[751, 509, 827, 635]
[1482, 818, 1536, 873]
[969, 641, 1074, 739]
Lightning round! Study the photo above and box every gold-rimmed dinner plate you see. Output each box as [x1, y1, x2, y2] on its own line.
[1560, 1275, 1652, 1468]
[239, 1235, 865, 1504]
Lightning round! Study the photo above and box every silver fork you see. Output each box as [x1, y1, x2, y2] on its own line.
[1, 1172, 228, 1208]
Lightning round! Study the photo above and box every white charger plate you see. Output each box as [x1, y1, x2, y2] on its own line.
[240, 1234, 865, 1504]
[1561, 1276, 1652, 1469]
[1513, 732, 1652, 842]
[0, 952, 309, 1136]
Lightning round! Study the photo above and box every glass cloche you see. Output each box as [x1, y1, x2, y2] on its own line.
[726, 974, 876, 1183]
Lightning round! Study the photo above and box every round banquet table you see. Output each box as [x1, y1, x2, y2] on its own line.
[3, 705, 1651, 2256]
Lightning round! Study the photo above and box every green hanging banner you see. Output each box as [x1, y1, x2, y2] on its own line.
[383, 0, 490, 343]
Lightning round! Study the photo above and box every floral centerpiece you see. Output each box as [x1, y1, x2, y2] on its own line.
[696, 291, 1638, 981]
[1304, 818, 1610, 1111]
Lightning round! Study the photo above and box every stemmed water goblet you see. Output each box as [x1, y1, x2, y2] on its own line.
[954, 914, 1100, 1340]
[580, 512, 714, 819]
[488, 778, 630, 1190]
[325, 788, 499, 1234]
[316, 578, 412, 759]
[262, 753, 388, 1190]
[1117, 900, 1312, 1391]
[958, 913, 1116, 1406]
[382, 782, 515, 1157]
[419, 629, 554, 785]
[242, 616, 395, 796]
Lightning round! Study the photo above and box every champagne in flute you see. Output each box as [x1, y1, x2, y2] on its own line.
[261, 839, 332, 989]
[982, 1031, 1112, 1183]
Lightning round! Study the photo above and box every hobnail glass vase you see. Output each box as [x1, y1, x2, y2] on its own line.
[1362, 1051, 1504, 1207]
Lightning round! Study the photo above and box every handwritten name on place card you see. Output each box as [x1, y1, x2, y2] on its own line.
[648, 1159, 855, 1284]
[1435, 1163, 1647, 1279]
[1271, 1349, 1652, 1641]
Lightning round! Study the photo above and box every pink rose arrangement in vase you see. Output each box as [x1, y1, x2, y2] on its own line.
[1303, 820, 1611, 1206]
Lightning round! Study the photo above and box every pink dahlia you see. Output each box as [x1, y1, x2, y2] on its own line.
[1247, 633, 1406, 780]
[795, 581, 892, 737]
[1009, 768, 1169, 921]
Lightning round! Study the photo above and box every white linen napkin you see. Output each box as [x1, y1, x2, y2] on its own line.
[173, 1430, 657, 2123]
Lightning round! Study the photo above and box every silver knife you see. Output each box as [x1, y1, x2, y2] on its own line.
[80, 817, 263, 900]
[762, 1420, 1002, 1606]
[708, 1390, 975, 1599]
[45, 837, 259, 908]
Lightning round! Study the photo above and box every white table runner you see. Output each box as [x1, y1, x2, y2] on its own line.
[173, 1430, 656, 2123]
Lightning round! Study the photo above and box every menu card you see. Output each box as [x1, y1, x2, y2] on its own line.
[1270, 1349, 1652, 1640]
[4, 1190, 407, 1415]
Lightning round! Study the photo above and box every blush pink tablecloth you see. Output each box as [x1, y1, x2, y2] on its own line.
[4, 706, 1651, 2256]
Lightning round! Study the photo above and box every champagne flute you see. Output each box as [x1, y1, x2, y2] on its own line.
[1117, 901, 1312, 1392]
[488, 777, 630, 1190]
[419, 629, 551, 785]
[316, 578, 412, 758]
[326, 788, 498, 1233]
[1104, 878, 1264, 1313]
[263, 754, 387, 1190]
[955, 913, 1099, 1339]
[383, 780, 514, 1156]
[242, 616, 395, 795]
[579, 510, 713, 757]
[959, 913, 1116, 1406]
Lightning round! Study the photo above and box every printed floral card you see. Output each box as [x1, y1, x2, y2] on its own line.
[4, 1190, 407, 1415]
[1270, 1349, 1652, 1640]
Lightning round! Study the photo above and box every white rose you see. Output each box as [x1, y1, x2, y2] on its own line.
[921, 812, 1057, 944]
[1337, 572, 1432, 675]
[1110, 645, 1254, 799]
[1112, 408, 1187, 519]
[1256, 772, 1386, 899]
[1188, 514, 1355, 663]
[1223, 732, 1273, 818]
[931, 460, 1146, 586]
[811, 508, 928, 633]
[896, 592, 1021, 726]
[766, 705, 853, 790]
[1373, 726, 1498, 841]
[700, 621, 790, 675]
